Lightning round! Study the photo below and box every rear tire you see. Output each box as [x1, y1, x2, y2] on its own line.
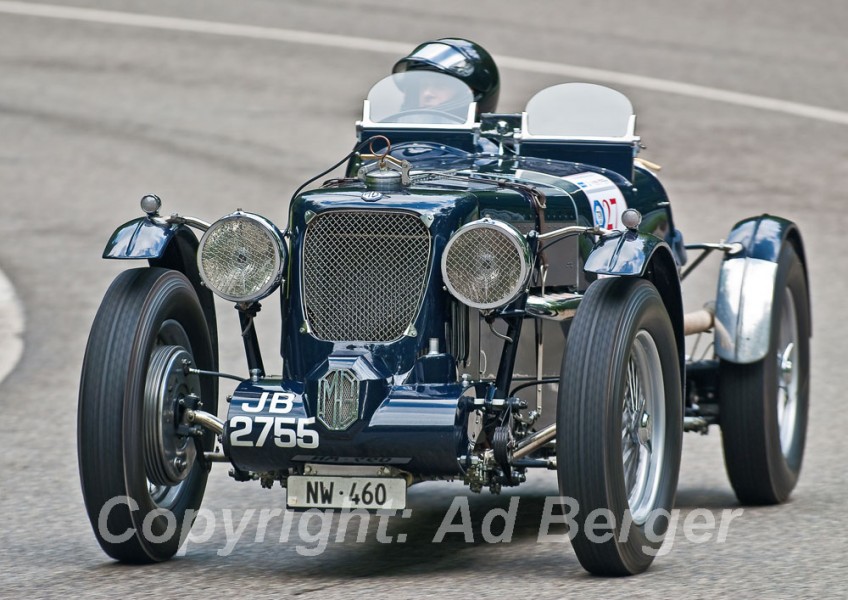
[719, 245, 810, 505]
[78, 268, 217, 562]
[557, 277, 682, 576]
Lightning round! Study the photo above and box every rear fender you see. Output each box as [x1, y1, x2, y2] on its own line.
[715, 215, 808, 364]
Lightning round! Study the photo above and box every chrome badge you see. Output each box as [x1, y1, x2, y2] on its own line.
[361, 191, 383, 202]
[317, 369, 360, 430]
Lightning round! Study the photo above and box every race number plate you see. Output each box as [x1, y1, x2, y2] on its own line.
[286, 476, 407, 510]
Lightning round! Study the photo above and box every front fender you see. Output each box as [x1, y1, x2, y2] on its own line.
[584, 231, 684, 390]
[103, 217, 176, 259]
[103, 217, 218, 368]
[714, 215, 807, 364]
[583, 230, 668, 277]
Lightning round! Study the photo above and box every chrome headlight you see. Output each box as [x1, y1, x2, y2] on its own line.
[441, 219, 532, 310]
[197, 211, 287, 303]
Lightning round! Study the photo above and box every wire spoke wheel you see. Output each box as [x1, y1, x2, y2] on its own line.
[719, 244, 810, 505]
[557, 277, 682, 576]
[621, 331, 665, 525]
[776, 290, 799, 457]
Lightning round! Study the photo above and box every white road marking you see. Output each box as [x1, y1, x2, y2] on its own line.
[0, 268, 24, 385]
[1, 0, 848, 126]
[0, 1, 411, 53]
[497, 56, 848, 126]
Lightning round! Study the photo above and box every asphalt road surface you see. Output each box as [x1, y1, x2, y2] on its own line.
[1, 1, 847, 597]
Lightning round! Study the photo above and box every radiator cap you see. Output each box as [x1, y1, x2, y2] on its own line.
[366, 168, 402, 191]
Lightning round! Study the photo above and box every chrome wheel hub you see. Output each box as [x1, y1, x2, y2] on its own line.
[143, 345, 200, 489]
[638, 412, 652, 446]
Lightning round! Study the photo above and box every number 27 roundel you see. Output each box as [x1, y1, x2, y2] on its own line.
[561, 172, 628, 231]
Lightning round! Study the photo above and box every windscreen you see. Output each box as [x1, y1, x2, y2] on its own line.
[525, 83, 634, 138]
[366, 72, 474, 125]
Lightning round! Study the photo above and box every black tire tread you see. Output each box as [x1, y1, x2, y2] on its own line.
[78, 267, 215, 562]
[719, 245, 810, 505]
[558, 277, 682, 576]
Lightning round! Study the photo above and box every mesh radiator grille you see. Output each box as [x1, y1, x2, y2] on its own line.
[302, 210, 431, 341]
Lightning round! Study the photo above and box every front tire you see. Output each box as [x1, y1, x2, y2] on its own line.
[719, 244, 810, 505]
[557, 277, 682, 576]
[78, 268, 217, 562]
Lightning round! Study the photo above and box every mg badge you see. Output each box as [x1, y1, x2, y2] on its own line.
[317, 369, 360, 430]
[361, 191, 383, 202]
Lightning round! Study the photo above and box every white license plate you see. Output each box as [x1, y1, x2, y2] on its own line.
[286, 476, 406, 509]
